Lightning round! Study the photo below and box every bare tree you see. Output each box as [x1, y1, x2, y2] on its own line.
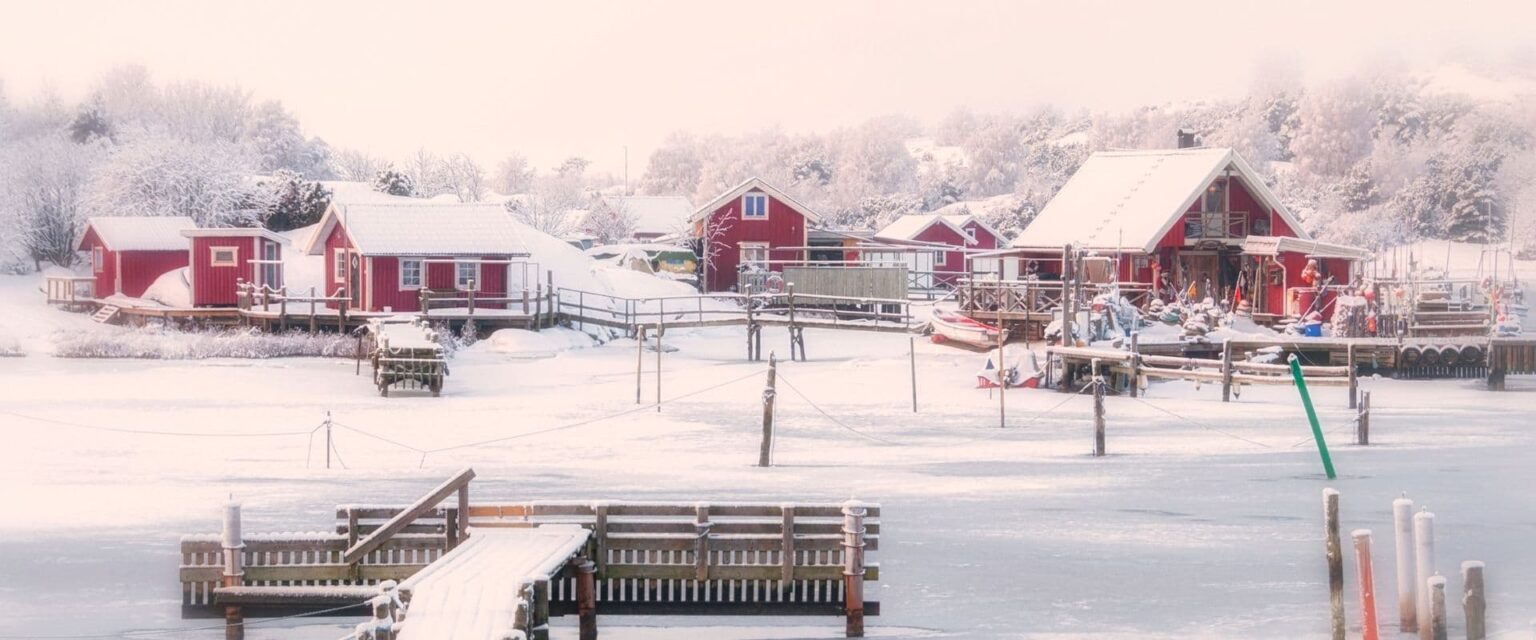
[695, 209, 734, 292]
[86, 136, 264, 227]
[581, 199, 637, 244]
[443, 153, 487, 202]
[332, 148, 388, 182]
[506, 175, 585, 237]
[404, 148, 450, 197]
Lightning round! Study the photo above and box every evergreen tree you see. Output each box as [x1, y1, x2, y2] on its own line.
[68, 101, 113, 144]
[373, 168, 415, 197]
[260, 170, 333, 231]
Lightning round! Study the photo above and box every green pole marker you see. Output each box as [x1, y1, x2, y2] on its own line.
[1289, 353, 1336, 479]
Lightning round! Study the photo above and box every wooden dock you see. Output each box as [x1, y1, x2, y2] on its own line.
[181, 469, 881, 639]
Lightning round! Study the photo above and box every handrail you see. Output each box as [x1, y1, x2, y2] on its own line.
[343, 467, 475, 564]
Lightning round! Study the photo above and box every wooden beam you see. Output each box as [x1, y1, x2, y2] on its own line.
[343, 468, 476, 564]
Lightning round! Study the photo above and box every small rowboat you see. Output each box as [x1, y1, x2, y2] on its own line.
[930, 309, 1004, 349]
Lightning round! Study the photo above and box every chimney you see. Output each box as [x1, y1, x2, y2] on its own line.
[1177, 128, 1200, 149]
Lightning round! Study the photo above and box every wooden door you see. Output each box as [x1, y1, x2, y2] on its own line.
[1182, 254, 1219, 301]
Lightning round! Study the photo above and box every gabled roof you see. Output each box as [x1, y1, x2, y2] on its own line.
[1009, 148, 1307, 253]
[690, 177, 823, 224]
[600, 195, 694, 237]
[181, 227, 289, 243]
[80, 216, 197, 252]
[874, 214, 974, 245]
[303, 202, 530, 257]
[945, 214, 1008, 244]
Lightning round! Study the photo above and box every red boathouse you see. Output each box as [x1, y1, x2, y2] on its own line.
[77, 217, 196, 298]
[690, 177, 823, 293]
[180, 227, 289, 307]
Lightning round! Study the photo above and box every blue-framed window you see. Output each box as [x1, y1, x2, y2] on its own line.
[743, 193, 768, 219]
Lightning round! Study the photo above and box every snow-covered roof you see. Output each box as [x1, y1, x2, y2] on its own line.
[320, 180, 418, 205]
[180, 227, 288, 243]
[599, 195, 694, 237]
[80, 217, 197, 252]
[303, 202, 530, 257]
[690, 177, 823, 224]
[1241, 235, 1371, 260]
[1010, 148, 1306, 253]
[874, 214, 974, 245]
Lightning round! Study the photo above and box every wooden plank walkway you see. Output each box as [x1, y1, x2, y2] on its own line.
[396, 526, 591, 640]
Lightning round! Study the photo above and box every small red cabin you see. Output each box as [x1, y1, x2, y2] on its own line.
[980, 148, 1369, 321]
[873, 213, 1007, 287]
[180, 228, 289, 307]
[303, 202, 532, 312]
[690, 177, 823, 292]
[77, 217, 195, 298]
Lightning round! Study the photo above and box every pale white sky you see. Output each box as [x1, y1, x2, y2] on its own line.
[2, 0, 1532, 175]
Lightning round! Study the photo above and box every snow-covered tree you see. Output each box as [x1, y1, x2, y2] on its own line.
[639, 134, 702, 196]
[373, 168, 415, 197]
[86, 136, 262, 227]
[403, 148, 451, 198]
[1290, 82, 1376, 177]
[556, 156, 590, 178]
[246, 100, 331, 178]
[493, 154, 535, 194]
[258, 170, 332, 231]
[68, 99, 113, 144]
[0, 138, 102, 268]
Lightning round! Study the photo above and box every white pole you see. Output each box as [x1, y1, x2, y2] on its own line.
[1394, 495, 1417, 632]
[1414, 509, 1436, 640]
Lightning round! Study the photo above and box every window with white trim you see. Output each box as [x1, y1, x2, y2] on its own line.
[210, 246, 238, 267]
[93, 247, 104, 274]
[400, 259, 423, 289]
[455, 262, 480, 290]
[333, 248, 346, 282]
[742, 193, 768, 219]
[739, 243, 769, 269]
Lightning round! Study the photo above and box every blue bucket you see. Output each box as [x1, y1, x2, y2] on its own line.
[1303, 322, 1323, 337]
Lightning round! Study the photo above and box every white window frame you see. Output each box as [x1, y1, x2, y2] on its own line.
[934, 249, 948, 268]
[399, 258, 423, 290]
[739, 242, 769, 269]
[742, 193, 768, 220]
[455, 262, 481, 291]
[210, 246, 239, 268]
[93, 247, 104, 274]
[332, 248, 347, 283]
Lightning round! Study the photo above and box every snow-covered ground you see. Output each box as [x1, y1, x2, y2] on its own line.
[2, 275, 1535, 639]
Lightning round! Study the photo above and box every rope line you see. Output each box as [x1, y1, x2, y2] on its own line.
[775, 372, 904, 446]
[1126, 396, 1277, 449]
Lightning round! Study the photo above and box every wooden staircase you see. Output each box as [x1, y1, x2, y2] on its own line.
[91, 304, 120, 324]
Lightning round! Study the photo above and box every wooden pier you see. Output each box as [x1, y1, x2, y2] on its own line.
[180, 469, 881, 639]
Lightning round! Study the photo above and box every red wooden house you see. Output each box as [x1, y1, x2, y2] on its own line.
[302, 202, 531, 312]
[77, 217, 195, 298]
[690, 177, 823, 292]
[180, 228, 289, 307]
[985, 147, 1369, 320]
[872, 213, 1007, 287]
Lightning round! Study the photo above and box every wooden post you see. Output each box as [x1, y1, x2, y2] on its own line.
[1325, 489, 1345, 640]
[1061, 244, 1074, 349]
[593, 503, 609, 578]
[522, 288, 530, 315]
[997, 300, 1006, 428]
[444, 506, 459, 551]
[1353, 529, 1380, 640]
[759, 353, 777, 467]
[1428, 575, 1448, 640]
[1092, 359, 1106, 457]
[575, 560, 597, 640]
[309, 286, 318, 334]
[370, 594, 396, 640]
[909, 336, 918, 413]
[1462, 561, 1485, 640]
[1357, 390, 1371, 446]
[533, 578, 550, 640]
[780, 504, 795, 591]
[534, 284, 542, 327]
[694, 503, 712, 582]
[655, 322, 662, 413]
[1348, 344, 1359, 409]
[1221, 339, 1234, 402]
[841, 500, 867, 638]
[1415, 509, 1436, 640]
[1128, 331, 1140, 398]
[457, 484, 470, 542]
[635, 325, 645, 405]
[1394, 496, 1418, 633]
[222, 500, 245, 640]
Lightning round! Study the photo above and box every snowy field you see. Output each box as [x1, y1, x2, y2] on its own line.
[2, 282, 1536, 639]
